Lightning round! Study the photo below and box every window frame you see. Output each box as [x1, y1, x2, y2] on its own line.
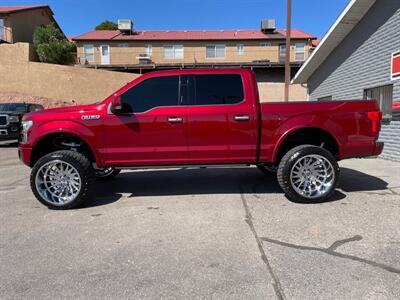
[205, 44, 226, 59]
[83, 44, 94, 62]
[260, 42, 272, 47]
[363, 84, 393, 122]
[0, 18, 4, 41]
[295, 42, 306, 61]
[118, 43, 129, 48]
[145, 44, 152, 56]
[163, 45, 184, 60]
[236, 44, 244, 55]
[119, 75, 182, 114]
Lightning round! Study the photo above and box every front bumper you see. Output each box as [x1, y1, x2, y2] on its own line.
[18, 143, 33, 166]
[0, 125, 20, 140]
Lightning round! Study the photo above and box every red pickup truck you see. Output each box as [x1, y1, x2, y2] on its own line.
[18, 69, 383, 209]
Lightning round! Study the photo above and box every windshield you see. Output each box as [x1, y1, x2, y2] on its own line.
[0, 104, 27, 112]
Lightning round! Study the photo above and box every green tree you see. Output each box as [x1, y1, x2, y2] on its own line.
[95, 20, 118, 30]
[33, 24, 76, 65]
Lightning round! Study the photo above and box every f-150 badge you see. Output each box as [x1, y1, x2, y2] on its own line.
[81, 115, 100, 120]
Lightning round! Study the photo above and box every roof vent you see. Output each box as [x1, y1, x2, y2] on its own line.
[261, 19, 276, 33]
[118, 19, 133, 32]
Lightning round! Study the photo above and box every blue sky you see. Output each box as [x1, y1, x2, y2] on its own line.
[2, 0, 349, 37]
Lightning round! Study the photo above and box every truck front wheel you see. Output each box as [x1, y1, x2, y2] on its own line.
[277, 145, 339, 203]
[30, 150, 95, 209]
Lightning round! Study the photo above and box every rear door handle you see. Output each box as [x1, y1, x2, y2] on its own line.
[168, 117, 183, 123]
[234, 115, 250, 122]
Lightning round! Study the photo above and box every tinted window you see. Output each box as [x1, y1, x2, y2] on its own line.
[194, 74, 244, 105]
[121, 76, 180, 113]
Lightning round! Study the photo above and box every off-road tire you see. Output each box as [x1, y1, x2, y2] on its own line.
[277, 145, 340, 203]
[30, 150, 95, 209]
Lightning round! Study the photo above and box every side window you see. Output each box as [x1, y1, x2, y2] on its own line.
[193, 74, 244, 105]
[364, 84, 393, 122]
[121, 76, 180, 113]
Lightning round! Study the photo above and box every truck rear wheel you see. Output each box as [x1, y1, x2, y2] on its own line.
[277, 145, 339, 203]
[30, 150, 95, 209]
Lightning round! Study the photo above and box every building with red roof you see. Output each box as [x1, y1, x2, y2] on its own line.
[0, 5, 64, 44]
[72, 20, 317, 78]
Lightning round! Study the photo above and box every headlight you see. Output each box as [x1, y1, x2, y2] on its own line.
[21, 120, 33, 143]
[9, 116, 19, 122]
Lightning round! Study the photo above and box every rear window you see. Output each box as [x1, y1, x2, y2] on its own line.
[193, 74, 244, 105]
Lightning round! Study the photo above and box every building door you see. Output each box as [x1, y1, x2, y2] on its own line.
[100, 45, 110, 65]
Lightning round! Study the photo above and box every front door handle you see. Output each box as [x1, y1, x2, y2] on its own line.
[168, 117, 183, 123]
[234, 115, 250, 122]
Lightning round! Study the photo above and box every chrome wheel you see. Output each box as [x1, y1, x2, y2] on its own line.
[35, 160, 82, 206]
[290, 154, 334, 199]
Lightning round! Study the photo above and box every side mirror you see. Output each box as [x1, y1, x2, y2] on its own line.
[110, 93, 123, 114]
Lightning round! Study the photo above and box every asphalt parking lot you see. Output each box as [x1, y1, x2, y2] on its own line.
[0, 141, 399, 299]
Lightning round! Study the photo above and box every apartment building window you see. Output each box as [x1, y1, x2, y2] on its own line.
[164, 45, 184, 59]
[0, 19, 4, 41]
[118, 43, 129, 48]
[260, 42, 272, 47]
[236, 44, 244, 55]
[145, 44, 152, 56]
[364, 84, 393, 121]
[295, 43, 306, 61]
[83, 45, 94, 62]
[206, 45, 225, 58]
[317, 96, 332, 101]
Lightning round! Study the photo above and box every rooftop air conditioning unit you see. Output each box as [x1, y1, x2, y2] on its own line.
[118, 19, 133, 31]
[261, 19, 276, 33]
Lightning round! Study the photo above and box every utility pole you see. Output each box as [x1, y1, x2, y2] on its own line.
[284, 0, 292, 102]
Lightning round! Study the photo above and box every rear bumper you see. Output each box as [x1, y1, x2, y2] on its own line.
[372, 141, 384, 156]
[18, 143, 32, 166]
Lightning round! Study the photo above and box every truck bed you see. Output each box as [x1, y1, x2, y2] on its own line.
[258, 100, 381, 162]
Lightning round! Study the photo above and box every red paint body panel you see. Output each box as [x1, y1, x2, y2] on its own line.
[18, 69, 383, 168]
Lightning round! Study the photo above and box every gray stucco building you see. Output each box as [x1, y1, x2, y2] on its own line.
[293, 0, 400, 161]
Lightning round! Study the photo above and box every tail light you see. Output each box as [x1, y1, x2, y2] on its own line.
[367, 111, 382, 136]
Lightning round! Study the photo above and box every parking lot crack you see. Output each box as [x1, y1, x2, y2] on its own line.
[240, 188, 286, 300]
[260, 236, 400, 275]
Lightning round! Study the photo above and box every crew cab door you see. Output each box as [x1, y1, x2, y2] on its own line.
[102, 75, 188, 166]
[185, 73, 258, 164]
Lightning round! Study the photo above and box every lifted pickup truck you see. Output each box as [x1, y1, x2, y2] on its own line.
[18, 69, 383, 209]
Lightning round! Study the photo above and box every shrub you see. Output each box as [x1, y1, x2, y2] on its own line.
[33, 24, 76, 65]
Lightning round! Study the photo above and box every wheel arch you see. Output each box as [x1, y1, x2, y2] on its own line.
[30, 131, 101, 167]
[272, 126, 341, 164]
